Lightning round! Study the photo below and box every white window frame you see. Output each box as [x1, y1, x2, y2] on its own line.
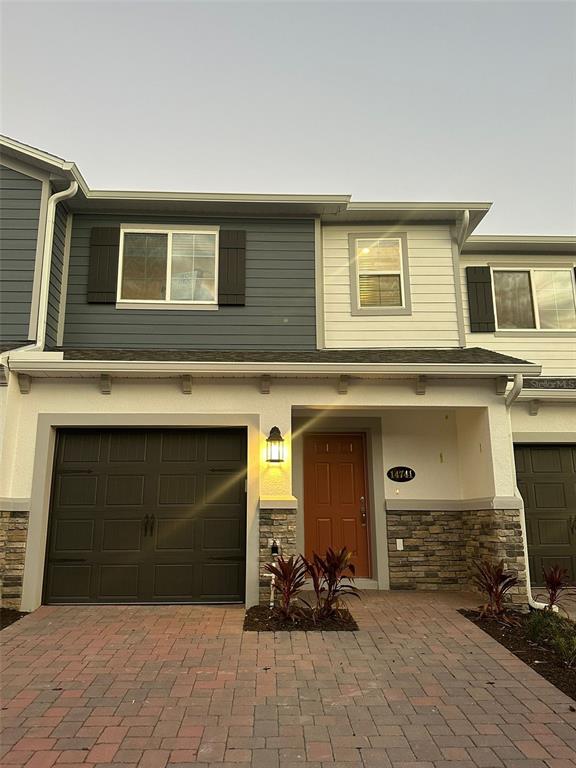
[348, 232, 411, 316]
[491, 266, 576, 331]
[117, 224, 220, 309]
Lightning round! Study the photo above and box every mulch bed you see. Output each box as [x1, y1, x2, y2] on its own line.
[0, 608, 27, 631]
[461, 609, 576, 702]
[244, 605, 358, 631]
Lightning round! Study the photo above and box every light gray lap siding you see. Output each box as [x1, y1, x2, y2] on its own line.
[45, 204, 68, 348]
[62, 215, 316, 349]
[0, 165, 42, 343]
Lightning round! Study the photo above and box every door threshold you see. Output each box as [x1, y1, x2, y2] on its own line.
[354, 579, 379, 590]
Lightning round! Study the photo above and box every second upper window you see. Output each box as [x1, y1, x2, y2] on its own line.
[493, 268, 576, 330]
[118, 227, 218, 305]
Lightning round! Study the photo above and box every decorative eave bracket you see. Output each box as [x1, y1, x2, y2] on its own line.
[18, 373, 31, 394]
[529, 399, 540, 416]
[337, 375, 350, 395]
[415, 375, 426, 395]
[260, 375, 271, 395]
[99, 373, 112, 395]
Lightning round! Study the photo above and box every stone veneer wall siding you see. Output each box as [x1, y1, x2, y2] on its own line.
[258, 507, 297, 605]
[0, 509, 29, 609]
[386, 508, 528, 605]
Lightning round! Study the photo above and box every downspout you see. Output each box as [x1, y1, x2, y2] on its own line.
[505, 373, 548, 610]
[0, 181, 78, 374]
[34, 181, 79, 350]
[451, 210, 470, 347]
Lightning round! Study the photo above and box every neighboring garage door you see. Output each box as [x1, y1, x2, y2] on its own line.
[44, 428, 247, 604]
[515, 444, 576, 586]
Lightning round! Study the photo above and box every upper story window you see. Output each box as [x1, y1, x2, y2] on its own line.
[118, 225, 219, 305]
[348, 232, 411, 315]
[493, 268, 576, 330]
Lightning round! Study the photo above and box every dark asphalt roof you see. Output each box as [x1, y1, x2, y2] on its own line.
[60, 347, 536, 366]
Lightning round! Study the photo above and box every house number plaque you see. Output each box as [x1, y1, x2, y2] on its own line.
[387, 466, 416, 482]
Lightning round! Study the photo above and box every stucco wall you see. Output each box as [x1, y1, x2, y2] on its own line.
[0, 375, 521, 611]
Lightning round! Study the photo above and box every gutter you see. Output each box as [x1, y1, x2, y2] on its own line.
[7, 356, 541, 378]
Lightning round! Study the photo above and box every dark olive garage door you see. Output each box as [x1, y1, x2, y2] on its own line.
[44, 428, 247, 603]
[515, 444, 576, 586]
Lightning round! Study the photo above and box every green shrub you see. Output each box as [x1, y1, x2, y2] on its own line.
[552, 633, 576, 669]
[525, 609, 561, 643]
[525, 610, 576, 668]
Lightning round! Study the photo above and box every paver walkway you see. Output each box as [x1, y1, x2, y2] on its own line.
[1, 592, 575, 767]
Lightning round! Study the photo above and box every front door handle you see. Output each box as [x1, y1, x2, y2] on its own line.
[149, 514, 155, 536]
[143, 514, 149, 536]
[360, 496, 367, 527]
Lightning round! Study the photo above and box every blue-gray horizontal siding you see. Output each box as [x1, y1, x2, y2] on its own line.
[45, 204, 68, 347]
[0, 165, 42, 343]
[63, 215, 316, 349]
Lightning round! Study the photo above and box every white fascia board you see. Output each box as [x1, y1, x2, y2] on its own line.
[7, 354, 541, 377]
[517, 389, 576, 402]
[463, 234, 576, 255]
[347, 201, 492, 212]
[84, 190, 351, 205]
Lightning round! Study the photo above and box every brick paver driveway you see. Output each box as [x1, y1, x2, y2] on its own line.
[1, 592, 575, 768]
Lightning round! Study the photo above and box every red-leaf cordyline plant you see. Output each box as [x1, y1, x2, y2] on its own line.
[264, 554, 308, 621]
[542, 565, 574, 613]
[472, 559, 519, 621]
[303, 547, 360, 620]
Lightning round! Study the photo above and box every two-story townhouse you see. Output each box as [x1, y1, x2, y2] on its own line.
[0, 136, 573, 614]
[460, 236, 576, 586]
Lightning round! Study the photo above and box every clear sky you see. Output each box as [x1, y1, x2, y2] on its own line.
[1, 0, 574, 234]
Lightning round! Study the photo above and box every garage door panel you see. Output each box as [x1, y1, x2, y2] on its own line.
[58, 475, 98, 507]
[530, 447, 563, 473]
[515, 444, 576, 588]
[206, 430, 245, 461]
[47, 564, 92, 601]
[152, 564, 194, 598]
[52, 519, 95, 552]
[200, 562, 244, 600]
[537, 518, 571, 546]
[202, 518, 243, 551]
[105, 475, 146, 506]
[46, 428, 246, 604]
[160, 431, 200, 462]
[155, 518, 195, 550]
[61, 431, 102, 463]
[102, 519, 143, 551]
[108, 432, 149, 463]
[205, 473, 244, 504]
[99, 565, 140, 599]
[158, 474, 197, 505]
[534, 483, 566, 509]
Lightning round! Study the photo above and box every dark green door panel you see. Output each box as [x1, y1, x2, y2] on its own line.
[44, 428, 247, 604]
[515, 444, 576, 587]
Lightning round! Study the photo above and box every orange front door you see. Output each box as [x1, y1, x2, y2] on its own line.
[303, 433, 370, 577]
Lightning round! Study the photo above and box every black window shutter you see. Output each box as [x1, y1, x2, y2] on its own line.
[218, 230, 246, 306]
[87, 227, 121, 303]
[466, 266, 496, 332]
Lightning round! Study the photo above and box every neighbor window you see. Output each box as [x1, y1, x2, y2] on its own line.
[119, 227, 218, 304]
[493, 269, 576, 330]
[349, 233, 410, 314]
